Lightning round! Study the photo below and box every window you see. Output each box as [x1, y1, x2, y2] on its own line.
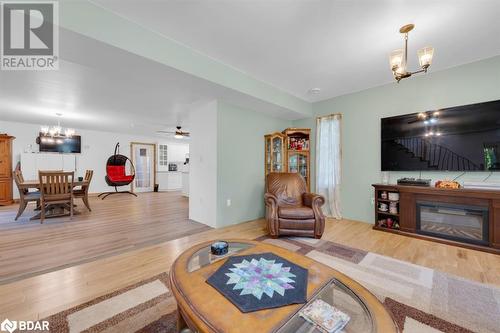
[159, 144, 168, 166]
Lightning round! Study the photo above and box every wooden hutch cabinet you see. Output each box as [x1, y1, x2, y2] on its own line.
[265, 128, 311, 190]
[0, 134, 15, 205]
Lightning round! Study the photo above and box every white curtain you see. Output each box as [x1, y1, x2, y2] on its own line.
[316, 114, 342, 219]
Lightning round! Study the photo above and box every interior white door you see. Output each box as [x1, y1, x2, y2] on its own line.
[132, 144, 155, 192]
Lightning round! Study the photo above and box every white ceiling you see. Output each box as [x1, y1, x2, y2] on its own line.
[0, 28, 300, 137]
[94, 0, 500, 102]
[2, 0, 499, 137]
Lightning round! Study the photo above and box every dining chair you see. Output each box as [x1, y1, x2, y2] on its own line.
[73, 170, 93, 211]
[13, 170, 40, 220]
[38, 171, 74, 224]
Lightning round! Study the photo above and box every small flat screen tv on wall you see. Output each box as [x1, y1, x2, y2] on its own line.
[381, 100, 500, 171]
[38, 134, 81, 153]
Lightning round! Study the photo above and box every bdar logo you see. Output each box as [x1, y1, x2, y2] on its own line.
[0, 319, 17, 333]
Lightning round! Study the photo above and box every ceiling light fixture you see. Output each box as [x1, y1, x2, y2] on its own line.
[308, 88, 321, 94]
[40, 113, 76, 138]
[389, 24, 434, 82]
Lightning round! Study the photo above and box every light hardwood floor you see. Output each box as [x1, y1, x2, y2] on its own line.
[0, 192, 210, 283]
[0, 194, 499, 322]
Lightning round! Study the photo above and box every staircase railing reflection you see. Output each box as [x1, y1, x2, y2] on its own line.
[395, 137, 481, 171]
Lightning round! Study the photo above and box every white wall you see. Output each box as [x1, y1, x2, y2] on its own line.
[188, 100, 218, 228]
[0, 120, 188, 198]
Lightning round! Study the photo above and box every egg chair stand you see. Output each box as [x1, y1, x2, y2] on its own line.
[98, 143, 137, 200]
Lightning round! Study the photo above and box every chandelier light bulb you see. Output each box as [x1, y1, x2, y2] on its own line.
[418, 47, 434, 68]
[40, 126, 49, 135]
[389, 49, 404, 71]
[65, 128, 75, 137]
[53, 126, 62, 136]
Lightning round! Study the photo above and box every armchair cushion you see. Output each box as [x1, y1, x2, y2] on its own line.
[278, 206, 314, 219]
[279, 218, 315, 230]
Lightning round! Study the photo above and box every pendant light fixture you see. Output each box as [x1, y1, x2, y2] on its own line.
[40, 113, 76, 138]
[389, 24, 434, 82]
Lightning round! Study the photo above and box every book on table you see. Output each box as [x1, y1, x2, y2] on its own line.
[299, 299, 350, 333]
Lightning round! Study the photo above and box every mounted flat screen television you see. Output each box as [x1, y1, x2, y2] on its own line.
[381, 100, 500, 171]
[38, 134, 81, 153]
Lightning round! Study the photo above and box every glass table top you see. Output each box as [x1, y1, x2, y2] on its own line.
[187, 241, 253, 272]
[277, 278, 374, 333]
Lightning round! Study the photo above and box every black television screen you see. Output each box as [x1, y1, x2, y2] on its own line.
[38, 134, 81, 153]
[381, 100, 500, 171]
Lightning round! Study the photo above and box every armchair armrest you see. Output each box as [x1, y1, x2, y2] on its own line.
[302, 192, 325, 209]
[264, 193, 279, 237]
[303, 192, 326, 238]
[264, 193, 278, 207]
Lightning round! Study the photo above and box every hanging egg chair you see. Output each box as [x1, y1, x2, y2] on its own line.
[98, 143, 137, 199]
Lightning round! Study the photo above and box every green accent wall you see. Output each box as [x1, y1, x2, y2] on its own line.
[217, 102, 292, 227]
[294, 55, 500, 223]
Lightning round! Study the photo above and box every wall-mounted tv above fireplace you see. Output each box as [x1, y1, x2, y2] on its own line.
[37, 134, 81, 153]
[381, 100, 500, 171]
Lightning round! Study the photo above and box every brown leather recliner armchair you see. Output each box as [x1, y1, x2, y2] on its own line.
[265, 172, 326, 239]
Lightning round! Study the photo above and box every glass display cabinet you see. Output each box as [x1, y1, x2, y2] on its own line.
[265, 133, 285, 180]
[264, 128, 311, 191]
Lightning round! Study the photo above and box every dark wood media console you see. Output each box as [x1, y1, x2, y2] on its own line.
[373, 184, 500, 254]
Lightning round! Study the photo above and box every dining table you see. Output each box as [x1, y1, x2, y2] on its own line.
[19, 179, 90, 220]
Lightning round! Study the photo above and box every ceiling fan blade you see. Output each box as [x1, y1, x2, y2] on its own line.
[156, 130, 175, 134]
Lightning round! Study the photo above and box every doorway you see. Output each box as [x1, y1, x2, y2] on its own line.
[131, 142, 156, 193]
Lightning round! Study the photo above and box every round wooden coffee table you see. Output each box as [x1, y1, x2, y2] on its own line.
[170, 240, 399, 333]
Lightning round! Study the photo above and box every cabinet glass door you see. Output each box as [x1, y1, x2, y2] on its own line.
[288, 152, 308, 183]
[272, 136, 283, 172]
[265, 137, 272, 174]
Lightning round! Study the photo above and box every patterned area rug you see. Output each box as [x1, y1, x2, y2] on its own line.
[256, 236, 500, 333]
[41, 238, 500, 333]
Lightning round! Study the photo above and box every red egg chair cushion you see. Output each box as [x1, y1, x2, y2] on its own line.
[106, 165, 134, 183]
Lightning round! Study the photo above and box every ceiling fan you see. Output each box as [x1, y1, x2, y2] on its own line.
[156, 126, 190, 139]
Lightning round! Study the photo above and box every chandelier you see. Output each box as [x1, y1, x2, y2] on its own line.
[40, 113, 75, 138]
[389, 24, 434, 82]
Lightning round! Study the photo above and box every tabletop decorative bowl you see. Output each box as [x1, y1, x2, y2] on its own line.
[211, 240, 229, 256]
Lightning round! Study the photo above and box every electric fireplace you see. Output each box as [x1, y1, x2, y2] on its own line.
[416, 201, 489, 246]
